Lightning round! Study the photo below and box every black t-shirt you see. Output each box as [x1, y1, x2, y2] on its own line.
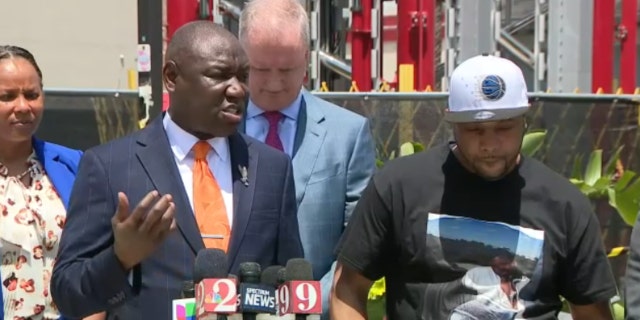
[336, 143, 617, 319]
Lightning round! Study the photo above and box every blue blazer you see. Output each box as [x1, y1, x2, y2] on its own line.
[50, 115, 303, 319]
[0, 138, 82, 320]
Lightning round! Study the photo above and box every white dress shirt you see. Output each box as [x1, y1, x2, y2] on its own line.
[162, 113, 234, 226]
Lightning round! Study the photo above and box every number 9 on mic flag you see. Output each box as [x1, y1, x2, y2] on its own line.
[278, 280, 322, 315]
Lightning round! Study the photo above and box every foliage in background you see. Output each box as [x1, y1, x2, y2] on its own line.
[523, 131, 640, 226]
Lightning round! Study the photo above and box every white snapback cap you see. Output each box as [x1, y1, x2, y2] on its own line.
[445, 54, 530, 123]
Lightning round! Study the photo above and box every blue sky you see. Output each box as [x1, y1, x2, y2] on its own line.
[427, 213, 544, 260]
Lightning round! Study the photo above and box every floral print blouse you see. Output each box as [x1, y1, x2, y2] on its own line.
[0, 153, 66, 319]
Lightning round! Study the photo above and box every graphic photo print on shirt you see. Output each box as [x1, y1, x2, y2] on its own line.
[422, 213, 545, 320]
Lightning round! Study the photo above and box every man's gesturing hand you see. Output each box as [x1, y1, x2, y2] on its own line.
[112, 191, 177, 271]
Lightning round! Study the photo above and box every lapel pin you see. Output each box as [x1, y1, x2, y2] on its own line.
[239, 165, 249, 187]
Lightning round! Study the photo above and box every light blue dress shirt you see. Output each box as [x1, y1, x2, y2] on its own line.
[245, 92, 302, 157]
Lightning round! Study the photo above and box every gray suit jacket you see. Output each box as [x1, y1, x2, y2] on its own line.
[241, 89, 376, 318]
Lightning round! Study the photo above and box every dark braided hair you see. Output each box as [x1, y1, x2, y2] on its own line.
[0, 45, 43, 85]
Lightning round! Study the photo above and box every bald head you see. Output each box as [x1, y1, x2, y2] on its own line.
[239, 0, 309, 47]
[162, 20, 248, 139]
[166, 21, 240, 64]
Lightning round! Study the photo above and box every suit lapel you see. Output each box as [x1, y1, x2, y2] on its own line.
[291, 91, 327, 203]
[135, 116, 204, 254]
[226, 133, 257, 268]
[291, 99, 307, 157]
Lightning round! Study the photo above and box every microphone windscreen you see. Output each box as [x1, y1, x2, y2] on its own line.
[260, 265, 284, 287]
[239, 261, 261, 283]
[285, 258, 314, 281]
[193, 248, 229, 283]
[277, 268, 286, 285]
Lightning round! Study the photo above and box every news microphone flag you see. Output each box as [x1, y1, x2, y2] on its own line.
[277, 258, 322, 316]
[196, 278, 238, 316]
[277, 280, 322, 315]
[172, 298, 196, 320]
[238, 282, 278, 314]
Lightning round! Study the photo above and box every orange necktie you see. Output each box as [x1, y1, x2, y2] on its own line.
[192, 141, 230, 251]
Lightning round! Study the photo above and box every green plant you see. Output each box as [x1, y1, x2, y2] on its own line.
[525, 130, 640, 227]
[569, 146, 640, 226]
[521, 129, 547, 157]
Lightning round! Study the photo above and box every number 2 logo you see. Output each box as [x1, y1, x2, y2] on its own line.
[212, 279, 236, 312]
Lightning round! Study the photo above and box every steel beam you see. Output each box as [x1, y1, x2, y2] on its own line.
[419, 0, 436, 91]
[309, 0, 321, 90]
[371, 0, 383, 88]
[620, 0, 637, 93]
[442, 0, 456, 90]
[138, 0, 164, 121]
[456, 0, 496, 63]
[350, 0, 373, 91]
[533, 0, 546, 92]
[547, 0, 593, 93]
[591, 0, 615, 93]
[397, 0, 418, 90]
[397, 0, 436, 91]
[318, 50, 352, 79]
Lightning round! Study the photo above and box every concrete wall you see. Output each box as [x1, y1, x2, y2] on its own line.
[0, 1, 138, 89]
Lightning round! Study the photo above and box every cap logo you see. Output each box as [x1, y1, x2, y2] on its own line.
[474, 111, 496, 120]
[480, 75, 506, 101]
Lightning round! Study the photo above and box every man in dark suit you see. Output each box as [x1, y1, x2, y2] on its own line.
[50, 21, 303, 319]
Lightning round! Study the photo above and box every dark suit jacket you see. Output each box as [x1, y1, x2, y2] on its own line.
[0, 138, 82, 320]
[626, 214, 640, 319]
[50, 116, 303, 319]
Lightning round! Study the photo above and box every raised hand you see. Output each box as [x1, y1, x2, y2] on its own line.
[112, 190, 177, 270]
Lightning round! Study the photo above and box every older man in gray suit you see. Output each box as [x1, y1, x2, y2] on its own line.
[238, 0, 376, 318]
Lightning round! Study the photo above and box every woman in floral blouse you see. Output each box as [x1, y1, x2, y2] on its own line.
[0, 46, 104, 320]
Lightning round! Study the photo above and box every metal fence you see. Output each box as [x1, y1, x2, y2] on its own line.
[40, 88, 640, 282]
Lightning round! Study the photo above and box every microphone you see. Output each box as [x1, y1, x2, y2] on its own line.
[261, 265, 284, 289]
[193, 249, 238, 319]
[277, 268, 286, 286]
[172, 281, 196, 320]
[237, 262, 278, 319]
[182, 280, 195, 298]
[277, 259, 322, 319]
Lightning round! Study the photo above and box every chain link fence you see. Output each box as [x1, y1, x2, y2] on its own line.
[40, 89, 640, 284]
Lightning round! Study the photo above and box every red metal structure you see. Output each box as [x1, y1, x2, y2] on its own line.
[166, 0, 214, 41]
[350, 0, 374, 91]
[619, 0, 637, 93]
[396, 0, 436, 91]
[166, 0, 633, 95]
[167, 0, 198, 41]
[591, 0, 615, 93]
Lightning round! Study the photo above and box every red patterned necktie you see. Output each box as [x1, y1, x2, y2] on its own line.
[262, 111, 284, 152]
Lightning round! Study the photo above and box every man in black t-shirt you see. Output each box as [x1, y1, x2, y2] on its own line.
[626, 214, 640, 319]
[330, 54, 617, 320]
